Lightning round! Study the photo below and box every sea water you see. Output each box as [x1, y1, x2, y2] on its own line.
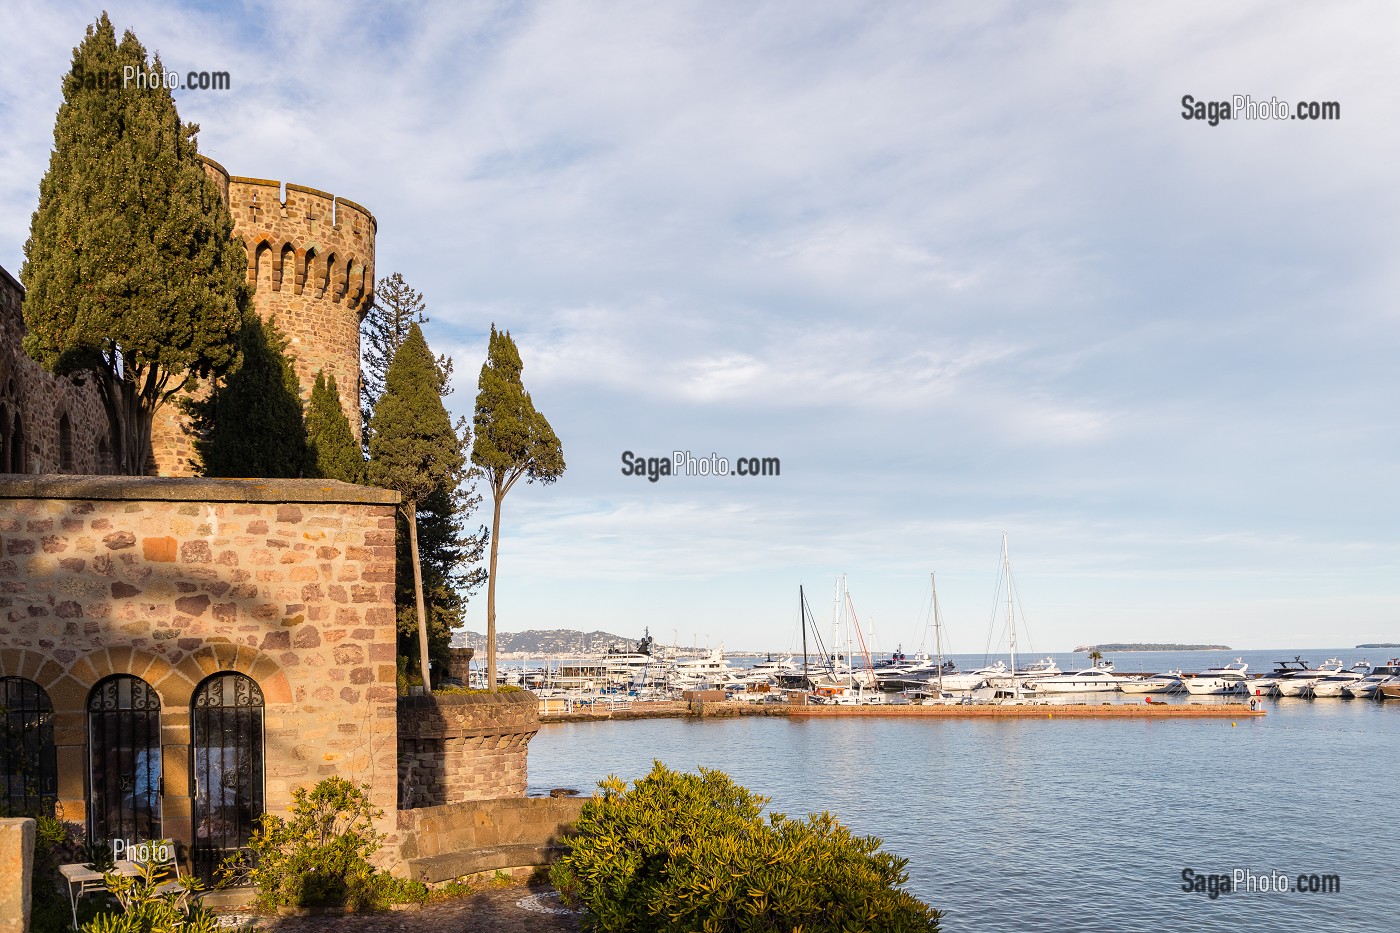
[526, 648, 1400, 932]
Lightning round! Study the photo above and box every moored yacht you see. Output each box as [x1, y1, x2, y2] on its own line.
[1276, 658, 1345, 697]
[1243, 657, 1311, 697]
[1119, 670, 1185, 694]
[1024, 666, 1120, 694]
[1343, 662, 1400, 699]
[1182, 660, 1249, 695]
[985, 656, 1061, 689]
[1310, 662, 1371, 698]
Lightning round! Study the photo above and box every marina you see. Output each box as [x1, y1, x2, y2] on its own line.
[528, 658, 1400, 932]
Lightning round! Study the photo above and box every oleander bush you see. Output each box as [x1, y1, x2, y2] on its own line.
[230, 776, 426, 912]
[551, 763, 942, 933]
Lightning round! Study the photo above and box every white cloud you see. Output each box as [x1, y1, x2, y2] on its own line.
[1, 1, 1397, 648]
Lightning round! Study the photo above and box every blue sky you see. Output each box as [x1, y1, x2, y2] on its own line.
[1, 2, 1396, 653]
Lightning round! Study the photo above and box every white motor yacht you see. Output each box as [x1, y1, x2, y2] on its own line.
[1025, 666, 1121, 694]
[1344, 662, 1400, 699]
[1182, 660, 1249, 695]
[1243, 658, 1311, 697]
[1119, 670, 1185, 694]
[742, 655, 797, 684]
[985, 657, 1061, 689]
[1276, 658, 1345, 697]
[1310, 663, 1372, 698]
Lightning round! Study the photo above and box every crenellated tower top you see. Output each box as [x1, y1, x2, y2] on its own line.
[149, 158, 376, 476]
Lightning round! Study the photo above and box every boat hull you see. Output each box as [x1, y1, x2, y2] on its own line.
[1119, 680, 1181, 695]
[1183, 680, 1245, 696]
[1028, 681, 1119, 693]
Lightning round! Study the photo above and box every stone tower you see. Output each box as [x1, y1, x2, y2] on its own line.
[149, 157, 376, 476]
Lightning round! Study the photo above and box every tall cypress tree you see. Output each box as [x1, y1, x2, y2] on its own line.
[21, 13, 245, 475]
[368, 325, 464, 689]
[360, 274, 485, 676]
[190, 315, 307, 478]
[306, 369, 363, 482]
[472, 325, 565, 691]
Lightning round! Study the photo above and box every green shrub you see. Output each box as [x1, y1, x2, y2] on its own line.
[551, 763, 942, 933]
[81, 861, 216, 933]
[232, 776, 404, 912]
[432, 683, 523, 695]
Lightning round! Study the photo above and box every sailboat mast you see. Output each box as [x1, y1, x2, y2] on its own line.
[800, 584, 809, 688]
[1004, 534, 1018, 699]
[932, 571, 944, 696]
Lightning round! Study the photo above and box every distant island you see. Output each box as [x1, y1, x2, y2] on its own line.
[1357, 643, 1400, 649]
[454, 628, 638, 657]
[1074, 643, 1231, 652]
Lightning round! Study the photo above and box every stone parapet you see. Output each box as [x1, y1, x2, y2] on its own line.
[394, 796, 585, 883]
[397, 691, 539, 808]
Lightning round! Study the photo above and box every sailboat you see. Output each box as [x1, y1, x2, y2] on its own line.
[987, 535, 1046, 703]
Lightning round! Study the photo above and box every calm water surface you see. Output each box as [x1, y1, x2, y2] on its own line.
[526, 649, 1400, 932]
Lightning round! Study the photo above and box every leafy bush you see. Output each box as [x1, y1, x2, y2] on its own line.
[232, 776, 417, 912]
[432, 683, 523, 695]
[551, 763, 942, 933]
[81, 860, 216, 933]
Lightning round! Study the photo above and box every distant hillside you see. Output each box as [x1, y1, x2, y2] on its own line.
[1357, 643, 1400, 648]
[453, 628, 639, 656]
[1074, 643, 1231, 652]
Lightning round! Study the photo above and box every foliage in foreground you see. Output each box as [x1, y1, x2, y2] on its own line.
[230, 776, 426, 912]
[81, 861, 216, 933]
[551, 763, 942, 933]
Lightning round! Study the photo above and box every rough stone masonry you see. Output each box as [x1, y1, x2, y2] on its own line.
[0, 475, 401, 855]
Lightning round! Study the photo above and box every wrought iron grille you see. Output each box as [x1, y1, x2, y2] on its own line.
[1, 677, 57, 815]
[87, 676, 162, 844]
[191, 672, 264, 884]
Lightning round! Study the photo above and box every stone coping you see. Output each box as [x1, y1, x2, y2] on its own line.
[0, 474, 399, 505]
[0, 263, 20, 294]
[400, 689, 539, 710]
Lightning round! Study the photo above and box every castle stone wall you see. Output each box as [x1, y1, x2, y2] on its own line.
[0, 476, 400, 857]
[149, 158, 375, 476]
[0, 266, 112, 476]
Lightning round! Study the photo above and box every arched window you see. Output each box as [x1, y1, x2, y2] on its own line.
[190, 673, 264, 883]
[1, 677, 57, 815]
[88, 676, 162, 843]
[0, 403, 9, 473]
[58, 413, 74, 472]
[9, 412, 24, 474]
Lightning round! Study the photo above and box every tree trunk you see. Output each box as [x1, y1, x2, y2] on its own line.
[406, 499, 432, 692]
[486, 488, 503, 692]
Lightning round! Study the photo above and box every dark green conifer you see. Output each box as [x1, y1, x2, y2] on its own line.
[306, 369, 363, 483]
[471, 325, 565, 691]
[360, 273, 453, 447]
[20, 13, 245, 475]
[368, 325, 464, 689]
[191, 316, 306, 477]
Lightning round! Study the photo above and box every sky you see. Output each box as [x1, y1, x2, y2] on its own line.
[1, 2, 1396, 655]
